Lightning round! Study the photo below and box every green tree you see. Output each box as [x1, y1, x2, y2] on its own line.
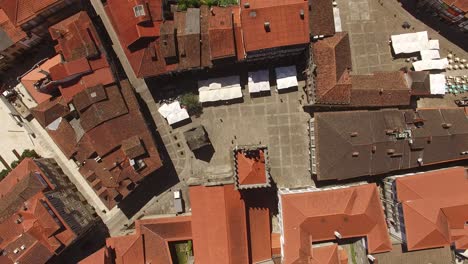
[20, 149, 40, 159]
[0, 169, 10, 181]
[180, 93, 203, 117]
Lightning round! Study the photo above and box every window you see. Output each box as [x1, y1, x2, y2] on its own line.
[133, 5, 146, 17]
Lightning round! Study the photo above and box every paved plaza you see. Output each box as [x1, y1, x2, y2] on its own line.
[154, 82, 313, 190]
[337, 0, 467, 75]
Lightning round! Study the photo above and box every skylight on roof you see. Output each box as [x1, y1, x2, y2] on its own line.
[133, 5, 146, 17]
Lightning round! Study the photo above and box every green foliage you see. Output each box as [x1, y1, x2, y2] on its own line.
[178, 0, 238, 10]
[20, 149, 40, 159]
[180, 93, 203, 116]
[10, 160, 20, 169]
[0, 169, 9, 181]
[0, 149, 40, 182]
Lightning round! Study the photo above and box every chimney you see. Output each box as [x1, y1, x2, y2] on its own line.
[264, 22, 270, 32]
[244, 2, 250, 8]
[350, 132, 358, 137]
[352, 152, 359, 157]
[442, 123, 452, 129]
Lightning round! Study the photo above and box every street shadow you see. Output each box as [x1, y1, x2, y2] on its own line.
[192, 144, 215, 162]
[399, 0, 468, 51]
[117, 92, 180, 218]
[47, 221, 109, 264]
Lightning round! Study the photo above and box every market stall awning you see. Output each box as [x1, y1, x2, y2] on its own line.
[391, 31, 429, 54]
[248, 70, 270, 93]
[413, 58, 448, 71]
[275, 66, 298, 90]
[420, 50, 440, 60]
[429, 74, 446, 95]
[158, 101, 190, 125]
[198, 76, 243, 102]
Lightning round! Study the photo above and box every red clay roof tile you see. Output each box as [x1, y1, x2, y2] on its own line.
[280, 184, 391, 264]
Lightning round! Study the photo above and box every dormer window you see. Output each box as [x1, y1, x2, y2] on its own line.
[133, 5, 146, 17]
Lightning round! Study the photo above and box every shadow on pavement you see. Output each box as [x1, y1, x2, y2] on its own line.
[47, 221, 109, 264]
[399, 0, 467, 51]
[116, 91, 180, 218]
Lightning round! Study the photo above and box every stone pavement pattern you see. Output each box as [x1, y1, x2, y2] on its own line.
[338, 0, 467, 75]
[161, 83, 313, 189]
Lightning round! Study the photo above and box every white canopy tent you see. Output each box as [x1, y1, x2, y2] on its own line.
[167, 108, 189, 125]
[428, 39, 439, 50]
[420, 50, 440, 60]
[391, 31, 430, 54]
[198, 76, 243, 103]
[275, 66, 298, 90]
[158, 101, 181, 118]
[248, 70, 270, 93]
[158, 101, 190, 125]
[413, 58, 448, 71]
[429, 74, 446, 95]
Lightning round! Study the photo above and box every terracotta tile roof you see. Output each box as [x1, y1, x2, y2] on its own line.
[121, 136, 146, 160]
[82, 216, 192, 264]
[0, 159, 81, 264]
[395, 167, 468, 251]
[189, 184, 249, 264]
[234, 147, 270, 189]
[78, 247, 112, 264]
[175, 9, 201, 70]
[20, 55, 62, 105]
[313, 108, 468, 181]
[0, 8, 26, 47]
[0, 0, 62, 26]
[30, 96, 69, 127]
[46, 81, 162, 209]
[208, 7, 236, 59]
[77, 85, 128, 132]
[244, 187, 275, 263]
[444, 0, 468, 12]
[308, 0, 335, 36]
[312, 32, 352, 105]
[240, 0, 309, 53]
[46, 12, 115, 103]
[311, 244, 348, 264]
[49, 12, 100, 61]
[280, 184, 391, 264]
[350, 71, 411, 107]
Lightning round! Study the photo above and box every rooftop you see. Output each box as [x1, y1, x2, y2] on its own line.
[312, 33, 411, 107]
[240, 0, 310, 53]
[233, 146, 271, 189]
[279, 184, 391, 264]
[0, 0, 63, 26]
[395, 167, 468, 251]
[313, 108, 468, 181]
[0, 159, 77, 264]
[46, 81, 162, 209]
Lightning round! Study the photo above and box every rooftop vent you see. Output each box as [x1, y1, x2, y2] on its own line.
[350, 132, 358, 137]
[20, 245, 26, 250]
[244, 2, 250, 8]
[249, 11, 257, 17]
[13, 248, 19, 254]
[372, 145, 377, 153]
[334, 231, 342, 239]
[133, 5, 146, 17]
[264, 22, 271, 32]
[352, 152, 359, 157]
[387, 149, 395, 154]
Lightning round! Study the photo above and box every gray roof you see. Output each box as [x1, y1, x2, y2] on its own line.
[184, 126, 210, 151]
[313, 108, 468, 181]
[0, 28, 14, 51]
